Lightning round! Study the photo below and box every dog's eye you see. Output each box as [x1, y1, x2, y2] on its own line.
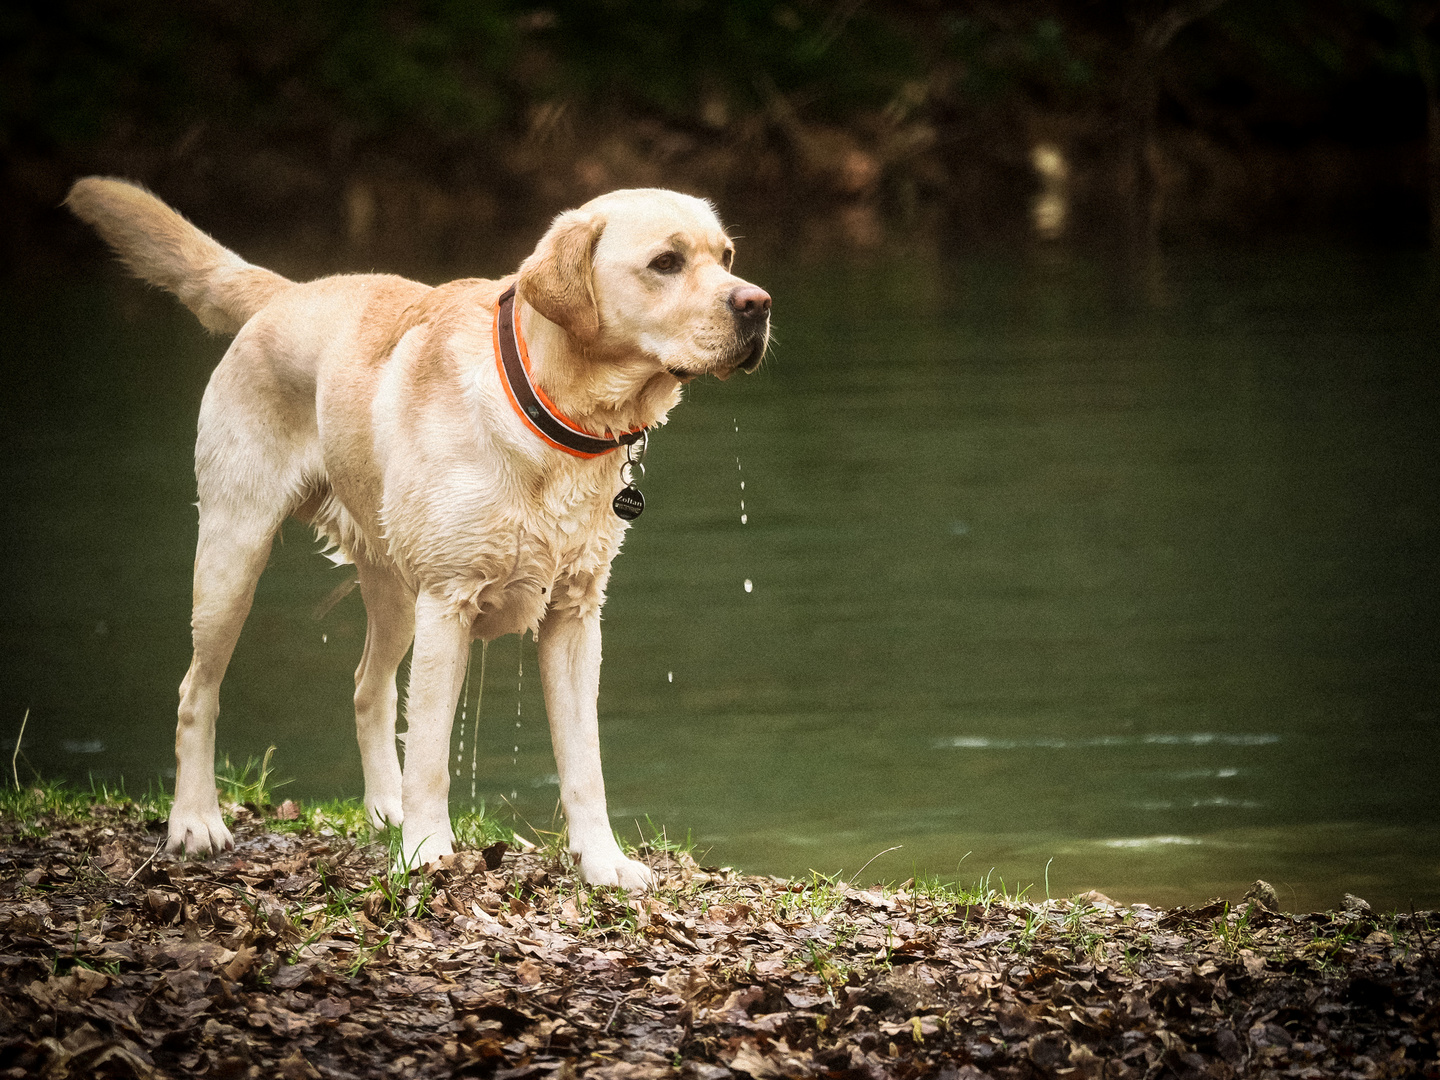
[649, 252, 683, 274]
[722, 248, 734, 270]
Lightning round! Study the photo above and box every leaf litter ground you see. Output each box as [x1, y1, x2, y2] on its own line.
[2, 791, 1437, 1080]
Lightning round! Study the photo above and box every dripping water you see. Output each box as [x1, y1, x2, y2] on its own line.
[515, 632, 523, 768]
[736, 418, 752, 593]
[454, 639, 489, 809]
[735, 417, 747, 525]
[471, 640, 487, 806]
[455, 643, 472, 780]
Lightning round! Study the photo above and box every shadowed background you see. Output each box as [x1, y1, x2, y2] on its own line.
[2, 1, 1438, 909]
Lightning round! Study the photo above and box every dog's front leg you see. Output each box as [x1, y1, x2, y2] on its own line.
[397, 588, 469, 868]
[537, 604, 654, 891]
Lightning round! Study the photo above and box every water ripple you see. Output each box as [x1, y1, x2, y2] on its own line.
[938, 733, 1280, 750]
[1102, 836, 1203, 849]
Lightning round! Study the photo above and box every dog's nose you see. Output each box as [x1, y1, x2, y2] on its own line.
[728, 285, 771, 319]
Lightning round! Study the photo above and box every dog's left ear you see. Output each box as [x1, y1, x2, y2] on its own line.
[517, 210, 605, 344]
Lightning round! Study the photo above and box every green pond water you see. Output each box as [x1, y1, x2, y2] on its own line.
[3, 246, 1438, 910]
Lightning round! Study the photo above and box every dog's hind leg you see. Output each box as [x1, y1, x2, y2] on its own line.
[353, 560, 415, 829]
[170, 334, 317, 856]
[171, 498, 286, 855]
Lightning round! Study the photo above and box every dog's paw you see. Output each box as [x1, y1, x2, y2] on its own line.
[364, 792, 404, 830]
[397, 826, 452, 872]
[577, 849, 655, 892]
[167, 808, 234, 857]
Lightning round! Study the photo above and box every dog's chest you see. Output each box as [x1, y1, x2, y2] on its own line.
[527, 474, 618, 576]
[444, 462, 624, 639]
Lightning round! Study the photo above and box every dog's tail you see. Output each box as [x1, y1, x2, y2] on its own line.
[66, 176, 293, 335]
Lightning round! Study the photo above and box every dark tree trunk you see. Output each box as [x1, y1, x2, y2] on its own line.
[1428, 86, 1440, 250]
[1409, 5, 1440, 249]
[1118, 0, 1231, 260]
[1118, 52, 1160, 256]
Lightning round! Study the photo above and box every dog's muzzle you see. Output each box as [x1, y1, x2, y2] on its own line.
[728, 284, 771, 373]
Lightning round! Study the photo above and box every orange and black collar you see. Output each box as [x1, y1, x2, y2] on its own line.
[492, 283, 646, 459]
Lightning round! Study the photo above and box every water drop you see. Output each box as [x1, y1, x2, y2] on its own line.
[741, 514, 747, 524]
[667, 671, 674, 683]
[321, 633, 327, 644]
[744, 579, 753, 593]
[740, 480, 745, 490]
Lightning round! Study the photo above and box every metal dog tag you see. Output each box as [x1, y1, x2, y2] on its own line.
[612, 486, 645, 520]
[613, 432, 648, 520]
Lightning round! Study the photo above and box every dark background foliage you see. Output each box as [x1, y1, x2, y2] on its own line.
[4, 0, 1440, 273]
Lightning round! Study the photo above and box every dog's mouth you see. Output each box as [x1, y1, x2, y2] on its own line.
[736, 338, 765, 373]
[667, 340, 766, 383]
[717, 339, 765, 380]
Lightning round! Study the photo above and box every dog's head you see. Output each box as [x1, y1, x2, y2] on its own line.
[517, 189, 769, 382]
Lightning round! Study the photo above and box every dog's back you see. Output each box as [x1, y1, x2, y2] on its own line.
[67, 177, 293, 335]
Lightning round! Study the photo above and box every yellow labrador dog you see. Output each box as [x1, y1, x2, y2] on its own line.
[68, 177, 769, 890]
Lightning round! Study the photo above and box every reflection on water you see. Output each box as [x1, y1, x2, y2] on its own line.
[1, 246, 1437, 910]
